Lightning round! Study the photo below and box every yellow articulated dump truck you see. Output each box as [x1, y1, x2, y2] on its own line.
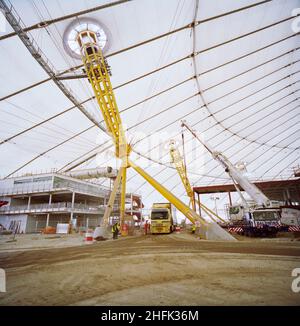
[150, 203, 174, 234]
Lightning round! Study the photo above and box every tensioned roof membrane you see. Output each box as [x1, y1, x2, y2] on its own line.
[0, 0, 299, 212]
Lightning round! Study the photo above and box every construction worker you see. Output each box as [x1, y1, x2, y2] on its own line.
[191, 224, 196, 234]
[144, 220, 149, 235]
[112, 222, 119, 239]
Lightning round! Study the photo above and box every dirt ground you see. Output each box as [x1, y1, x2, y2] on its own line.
[0, 232, 300, 306]
[0, 233, 88, 252]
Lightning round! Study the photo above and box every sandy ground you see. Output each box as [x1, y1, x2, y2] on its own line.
[0, 233, 300, 306]
[0, 233, 87, 252]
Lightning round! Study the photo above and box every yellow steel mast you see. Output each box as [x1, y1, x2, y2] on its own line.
[169, 140, 226, 224]
[169, 140, 196, 211]
[77, 30, 129, 226]
[77, 29, 234, 240]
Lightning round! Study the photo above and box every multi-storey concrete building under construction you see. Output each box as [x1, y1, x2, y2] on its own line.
[0, 171, 142, 233]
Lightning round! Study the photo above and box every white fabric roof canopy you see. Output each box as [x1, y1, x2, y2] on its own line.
[0, 0, 299, 210]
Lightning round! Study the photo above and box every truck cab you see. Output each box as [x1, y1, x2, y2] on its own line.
[150, 203, 174, 234]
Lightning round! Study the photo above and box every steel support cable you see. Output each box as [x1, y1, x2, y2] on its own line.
[195, 75, 300, 132]
[0, 98, 92, 145]
[190, 0, 300, 157]
[195, 80, 300, 149]
[52, 13, 300, 75]
[1, 1, 286, 176]
[0, 56, 194, 143]
[62, 97, 213, 172]
[54, 12, 300, 80]
[0, 0, 132, 41]
[190, 130, 300, 188]
[59, 97, 224, 173]
[149, 129, 300, 200]
[202, 47, 300, 93]
[0, 0, 271, 54]
[213, 131, 300, 185]
[178, 90, 300, 183]
[250, 129, 300, 170]
[0, 68, 195, 147]
[0, 53, 192, 108]
[1, 98, 95, 147]
[61, 78, 300, 175]
[178, 98, 300, 181]
[272, 154, 300, 179]
[3, 39, 299, 149]
[0, 62, 89, 101]
[65, 92, 298, 190]
[175, 112, 300, 197]
[4, 125, 95, 178]
[63, 71, 300, 177]
[221, 99, 300, 145]
[120, 76, 196, 115]
[129, 71, 300, 156]
[128, 89, 300, 185]
[205, 61, 300, 104]
[4, 9, 296, 173]
[198, 33, 299, 77]
[7, 89, 200, 177]
[0, 0, 107, 133]
[191, 120, 300, 188]
[134, 92, 300, 196]
[0, 108, 95, 149]
[2, 30, 296, 103]
[4, 45, 296, 146]
[133, 101, 300, 196]
[127, 90, 300, 192]
[0, 56, 290, 158]
[1, 2, 288, 102]
[196, 14, 298, 55]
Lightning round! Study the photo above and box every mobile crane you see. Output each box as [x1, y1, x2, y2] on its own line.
[169, 140, 226, 224]
[76, 28, 235, 241]
[181, 120, 281, 237]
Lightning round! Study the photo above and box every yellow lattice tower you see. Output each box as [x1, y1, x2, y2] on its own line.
[169, 140, 195, 210]
[169, 140, 226, 223]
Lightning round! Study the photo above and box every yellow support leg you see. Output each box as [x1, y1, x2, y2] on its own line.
[128, 159, 236, 241]
[102, 167, 123, 226]
[120, 166, 127, 227]
[128, 159, 206, 226]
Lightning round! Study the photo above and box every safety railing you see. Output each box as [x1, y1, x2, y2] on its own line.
[0, 183, 110, 197]
[0, 202, 107, 214]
